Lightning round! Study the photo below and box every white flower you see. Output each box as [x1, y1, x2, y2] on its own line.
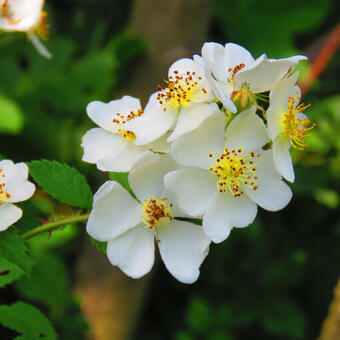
[165, 107, 292, 243]
[122, 58, 218, 144]
[0, 0, 51, 58]
[81, 95, 171, 172]
[0, 159, 35, 231]
[86, 154, 210, 284]
[198, 42, 306, 112]
[267, 72, 314, 183]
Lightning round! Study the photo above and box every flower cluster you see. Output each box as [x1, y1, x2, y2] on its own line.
[82, 42, 314, 284]
[0, 0, 51, 58]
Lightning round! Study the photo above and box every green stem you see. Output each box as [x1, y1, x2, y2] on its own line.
[21, 213, 90, 240]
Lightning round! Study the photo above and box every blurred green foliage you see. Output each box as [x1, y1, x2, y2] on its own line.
[0, 0, 339, 339]
[215, 0, 332, 57]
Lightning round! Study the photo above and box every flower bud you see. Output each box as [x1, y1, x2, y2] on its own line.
[230, 87, 256, 113]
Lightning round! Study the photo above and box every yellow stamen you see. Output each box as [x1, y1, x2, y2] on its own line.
[209, 148, 261, 197]
[35, 11, 50, 40]
[141, 197, 173, 241]
[228, 63, 245, 82]
[281, 95, 315, 151]
[0, 169, 10, 206]
[112, 109, 144, 141]
[156, 70, 207, 111]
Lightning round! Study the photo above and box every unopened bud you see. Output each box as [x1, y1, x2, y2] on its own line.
[231, 87, 256, 112]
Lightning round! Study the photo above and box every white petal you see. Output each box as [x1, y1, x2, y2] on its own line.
[146, 133, 171, 153]
[144, 92, 160, 112]
[11, 162, 29, 181]
[164, 168, 216, 218]
[107, 224, 154, 279]
[81, 128, 147, 173]
[266, 107, 284, 142]
[0, 160, 14, 179]
[210, 79, 237, 113]
[225, 106, 268, 153]
[167, 102, 218, 142]
[169, 58, 205, 79]
[224, 43, 254, 71]
[194, 52, 236, 112]
[158, 220, 210, 284]
[128, 154, 178, 202]
[6, 181, 35, 203]
[87, 96, 141, 132]
[203, 192, 257, 243]
[86, 181, 142, 242]
[81, 128, 125, 164]
[0, 161, 28, 184]
[267, 72, 300, 114]
[122, 107, 177, 145]
[0, 203, 22, 231]
[235, 54, 300, 93]
[97, 140, 152, 173]
[243, 150, 293, 210]
[273, 134, 295, 182]
[161, 189, 190, 218]
[171, 110, 225, 169]
[27, 33, 52, 59]
[201, 42, 227, 82]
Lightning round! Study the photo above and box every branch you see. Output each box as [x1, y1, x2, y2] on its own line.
[21, 213, 89, 240]
[300, 23, 340, 96]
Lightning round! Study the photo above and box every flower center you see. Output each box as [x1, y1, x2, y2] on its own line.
[112, 109, 144, 141]
[156, 70, 207, 111]
[0, 169, 10, 205]
[209, 148, 261, 197]
[0, 0, 22, 25]
[281, 96, 315, 151]
[141, 196, 173, 232]
[228, 63, 245, 82]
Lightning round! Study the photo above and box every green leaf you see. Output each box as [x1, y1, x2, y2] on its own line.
[14, 335, 40, 340]
[0, 228, 31, 273]
[91, 238, 107, 253]
[0, 95, 24, 134]
[29, 160, 92, 209]
[187, 298, 212, 333]
[16, 253, 70, 307]
[0, 257, 24, 288]
[109, 172, 134, 195]
[0, 301, 57, 339]
[260, 298, 306, 339]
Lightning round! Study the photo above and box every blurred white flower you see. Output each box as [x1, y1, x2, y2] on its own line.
[267, 72, 315, 182]
[0, 0, 51, 58]
[122, 58, 218, 144]
[86, 154, 210, 284]
[0, 159, 35, 231]
[165, 107, 292, 243]
[198, 42, 306, 113]
[81, 96, 170, 172]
